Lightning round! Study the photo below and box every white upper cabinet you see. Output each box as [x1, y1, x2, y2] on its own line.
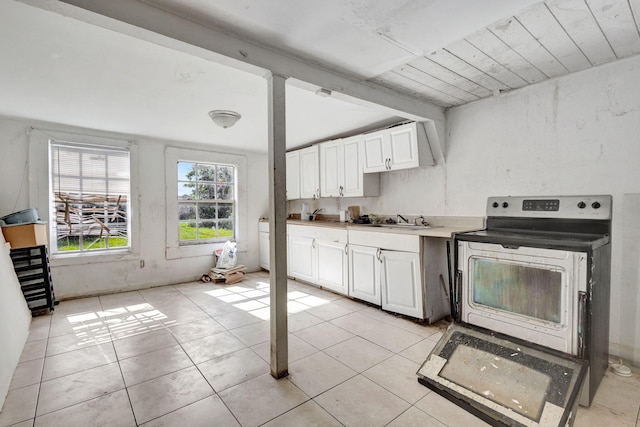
[286, 151, 300, 200]
[319, 137, 379, 198]
[362, 131, 387, 172]
[319, 140, 341, 197]
[288, 121, 430, 200]
[341, 137, 363, 197]
[363, 122, 434, 173]
[299, 145, 320, 199]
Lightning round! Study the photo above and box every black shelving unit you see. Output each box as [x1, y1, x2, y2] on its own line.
[9, 245, 57, 314]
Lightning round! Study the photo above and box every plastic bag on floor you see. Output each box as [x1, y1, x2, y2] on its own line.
[216, 240, 237, 269]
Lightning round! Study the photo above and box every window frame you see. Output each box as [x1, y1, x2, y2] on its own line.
[177, 160, 237, 244]
[29, 128, 139, 265]
[165, 147, 247, 260]
[49, 140, 132, 255]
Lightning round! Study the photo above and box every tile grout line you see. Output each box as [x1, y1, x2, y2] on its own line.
[100, 294, 141, 427]
[30, 312, 52, 425]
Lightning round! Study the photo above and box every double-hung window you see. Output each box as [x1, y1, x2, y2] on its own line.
[177, 161, 235, 243]
[50, 141, 131, 254]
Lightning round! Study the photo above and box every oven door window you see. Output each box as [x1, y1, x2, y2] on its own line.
[472, 259, 563, 325]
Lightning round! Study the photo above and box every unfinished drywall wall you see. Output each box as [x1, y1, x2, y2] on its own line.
[0, 233, 31, 409]
[445, 54, 640, 366]
[0, 116, 268, 299]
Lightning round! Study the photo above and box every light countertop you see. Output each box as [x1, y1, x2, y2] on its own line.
[262, 216, 485, 238]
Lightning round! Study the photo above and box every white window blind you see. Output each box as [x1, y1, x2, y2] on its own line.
[50, 141, 131, 253]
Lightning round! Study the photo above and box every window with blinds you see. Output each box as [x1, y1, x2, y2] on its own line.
[50, 141, 131, 253]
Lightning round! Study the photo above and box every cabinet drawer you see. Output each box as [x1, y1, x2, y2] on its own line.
[348, 229, 420, 252]
[287, 224, 347, 243]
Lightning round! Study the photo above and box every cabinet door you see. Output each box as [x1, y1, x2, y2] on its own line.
[288, 235, 315, 282]
[341, 137, 364, 197]
[316, 240, 348, 295]
[388, 124, 419, 171]
[349, 244, 381, 305]
[286, 151, 300, 200]
[319, 141, 341, 198]
[362, 131, 387, 173]
[299, 146, 320, 199]
[381, 250, 423, 318]
[258, 232, 270, 270]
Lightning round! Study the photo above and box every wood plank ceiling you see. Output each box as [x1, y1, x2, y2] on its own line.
[374, 0, 640, 107]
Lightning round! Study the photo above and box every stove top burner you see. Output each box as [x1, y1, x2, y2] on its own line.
[459, 228, 610, 251]
[457, 195, 613, 251]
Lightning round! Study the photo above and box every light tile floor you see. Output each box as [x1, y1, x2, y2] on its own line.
[1, 271, 639, 426]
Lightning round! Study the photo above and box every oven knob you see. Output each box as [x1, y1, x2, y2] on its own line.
[502, 202, 509, 208]
[592, 201, 601, 209]
[492, 202, 499, 208]
[577, 201, 586, 209]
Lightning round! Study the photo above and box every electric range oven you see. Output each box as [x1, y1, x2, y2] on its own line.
[418, 195, 612, 427]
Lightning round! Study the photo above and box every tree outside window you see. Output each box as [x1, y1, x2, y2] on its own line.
[178, 162, 235, 243]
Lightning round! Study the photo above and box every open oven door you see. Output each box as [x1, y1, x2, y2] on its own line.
[417, 323, 588, 427]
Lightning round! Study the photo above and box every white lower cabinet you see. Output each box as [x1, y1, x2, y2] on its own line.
[348, 244, 381, 305]
[259, 231, 270, 270]
[348, 230, 424, 318]
[287, 225, 348, 295]
[288, 235, 316, 283]
[316, 240, 348, 295]
[380, 250, 423, 318]
[262, 223, 434, 320]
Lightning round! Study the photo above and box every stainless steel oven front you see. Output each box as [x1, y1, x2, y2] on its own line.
[458, 241, 587, 356]
[418, 195, 612, 427]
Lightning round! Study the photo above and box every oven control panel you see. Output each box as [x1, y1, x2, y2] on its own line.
[487, 195, 612, 219]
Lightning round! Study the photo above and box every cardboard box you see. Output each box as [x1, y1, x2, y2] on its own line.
[1, 223, 48, 249]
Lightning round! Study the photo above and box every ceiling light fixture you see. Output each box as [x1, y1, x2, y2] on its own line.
[315, 88, 332, 97]
[208, 110, 241, 128]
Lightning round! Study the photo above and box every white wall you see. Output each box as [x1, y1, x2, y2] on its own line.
[445, 54, 640, 366]
[0, 116, 269, 299]
[289, 54, 640, 366]
[288, 164, 447, 218]
[0, 233, 31, 409]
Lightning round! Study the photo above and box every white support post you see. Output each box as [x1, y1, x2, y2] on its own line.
[267, 72, 288, 378]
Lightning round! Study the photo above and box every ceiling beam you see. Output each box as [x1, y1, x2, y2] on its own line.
[19, 0, 446, 148]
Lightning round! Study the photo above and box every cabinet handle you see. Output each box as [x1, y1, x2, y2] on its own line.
[344, 244, 348, 255]
[339, 185, 344, 197]
[376, 248, 382, 262]
[316, 188, 320, 199]
[312, 239, 316, 249]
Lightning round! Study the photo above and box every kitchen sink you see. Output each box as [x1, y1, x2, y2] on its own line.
[363, 223, 443, 230]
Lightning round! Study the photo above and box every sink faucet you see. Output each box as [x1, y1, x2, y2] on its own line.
[397, 214, 409, 224]
[414, 216, 428, 226]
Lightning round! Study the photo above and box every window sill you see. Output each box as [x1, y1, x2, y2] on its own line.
[166, 242, 226, 260]
[51, 249, 137, 267]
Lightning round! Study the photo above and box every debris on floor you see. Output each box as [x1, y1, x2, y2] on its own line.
[203, 264, 246, 284]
